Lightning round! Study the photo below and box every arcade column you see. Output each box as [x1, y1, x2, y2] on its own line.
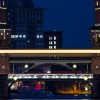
[91, 54, 100, 99]
[0, 54, 10, 99]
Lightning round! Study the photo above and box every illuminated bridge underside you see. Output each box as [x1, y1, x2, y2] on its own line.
[8, 74, 93, 80]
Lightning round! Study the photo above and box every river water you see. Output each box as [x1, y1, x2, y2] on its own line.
[10, 94, 91, 99]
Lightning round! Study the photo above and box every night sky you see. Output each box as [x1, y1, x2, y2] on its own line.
[33, 0, 94, 48]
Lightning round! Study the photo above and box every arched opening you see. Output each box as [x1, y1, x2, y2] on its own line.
[23, 63, 75, 74]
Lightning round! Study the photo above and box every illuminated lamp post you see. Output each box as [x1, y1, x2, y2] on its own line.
[73, 64, 77, 69]
[24, 64, 29, 69]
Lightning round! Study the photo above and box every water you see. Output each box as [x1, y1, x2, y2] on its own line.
[10, 93, 91, 99]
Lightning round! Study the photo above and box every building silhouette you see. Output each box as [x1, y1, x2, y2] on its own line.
[44, 31, 62, 49]
[7, 0, 45, 48]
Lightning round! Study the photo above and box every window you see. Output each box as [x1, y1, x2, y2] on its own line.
[54, 36, 56, 40]
[96, 1, 99, 6]
[98, 33, 100, 37]
[49, 46, 52, 49]
[23, 35, 26, 38]
[54, 41, 56, 45]
[36, 35, 39, 38]
[7, 33, 9, 35]
[40, 35, 43, 38]
[54, 46, 56, 49]
[1, 33, 3, 35]
[37, 40, 39, 43]
[3, 1, 5, 6]
[15, 35, 18, 38]
[11, 35, 14, 38]
[49, 41, 53, 45]
[49, 37, 52, 40]
[19, 35, 22, 38]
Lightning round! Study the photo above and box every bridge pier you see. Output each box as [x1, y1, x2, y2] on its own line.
[91, 74, 100, 99]
[0, 74, 8, 99]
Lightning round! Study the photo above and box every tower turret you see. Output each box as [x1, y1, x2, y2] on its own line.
[90, 0, 100, 47]
[0, 0, 11, 48]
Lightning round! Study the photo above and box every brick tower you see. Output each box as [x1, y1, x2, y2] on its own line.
[90, 0, 100, 99]
[0, 0, 11, 99]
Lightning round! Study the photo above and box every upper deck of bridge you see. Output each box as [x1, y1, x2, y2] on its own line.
[0, 49, 100, 57]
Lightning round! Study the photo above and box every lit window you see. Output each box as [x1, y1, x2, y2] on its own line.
[54, 41, 56, 45]
[49, 37, 52, 40]
[54, 46, 56, 49]
[98, 34, 100, 37]
[49, 41, 52, 45]
[7, 33, 9, 35]
[11, 35, 14, 38]
[96, 1, 99, 6]
[49, 46, 52, 49]
[1, 33, 3, 35]
[36, 35, 39, 38]
[54, 36, 56, 40]
[19, 35, 22, 38]
[23, 35, 26, 38]
[15, 35, 18, 38]
[3, 1, 5, 6]
[40, 35, 43, 38]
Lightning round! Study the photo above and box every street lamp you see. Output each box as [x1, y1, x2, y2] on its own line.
[24, 64, 29, 68]
[73, 64, 77, 69]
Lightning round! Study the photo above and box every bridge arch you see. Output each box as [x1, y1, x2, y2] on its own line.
[24, 63, 75, 73]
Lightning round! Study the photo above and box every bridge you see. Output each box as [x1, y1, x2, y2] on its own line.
[0, 49, 100, 99]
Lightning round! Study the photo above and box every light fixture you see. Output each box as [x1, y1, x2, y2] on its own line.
[13, 76, 18, 81]
[73, 64, 77, 68]
[83, 76, 88, 81]
[96, 65, 99, 69]
[24, 64, 29, 68]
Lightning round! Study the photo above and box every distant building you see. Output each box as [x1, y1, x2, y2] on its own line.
[7, 0, 45, 48]
[90, 0, 100, 47]
[0, 0, 11, 48]
[44, 31, 62, 49]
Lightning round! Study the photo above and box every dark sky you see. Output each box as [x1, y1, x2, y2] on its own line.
[33, 0, 94, 48]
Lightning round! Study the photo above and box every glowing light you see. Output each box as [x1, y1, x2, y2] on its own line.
[73, 64, 77, 68]
[83, 76, 88, 81]
[96, 1, 99, 6]
[0, 49, 100, 54]
[13, 76, 18, 81]
[85, 87, 88, 91]
[24, 64, 28, 68]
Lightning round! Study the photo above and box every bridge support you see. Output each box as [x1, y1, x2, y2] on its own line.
[91, 55, 100, 99]
[0, 74, 8, 99]
[0, 54, 10, 99]
[91, 74, 100, 99]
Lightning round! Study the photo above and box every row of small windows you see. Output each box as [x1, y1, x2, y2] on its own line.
[49, 36, 56, 40]
[11, 35, 26, 38]
[49, 46, 56, 49]
[36, 35, 43, 38]
[49, 41, 56, 45]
